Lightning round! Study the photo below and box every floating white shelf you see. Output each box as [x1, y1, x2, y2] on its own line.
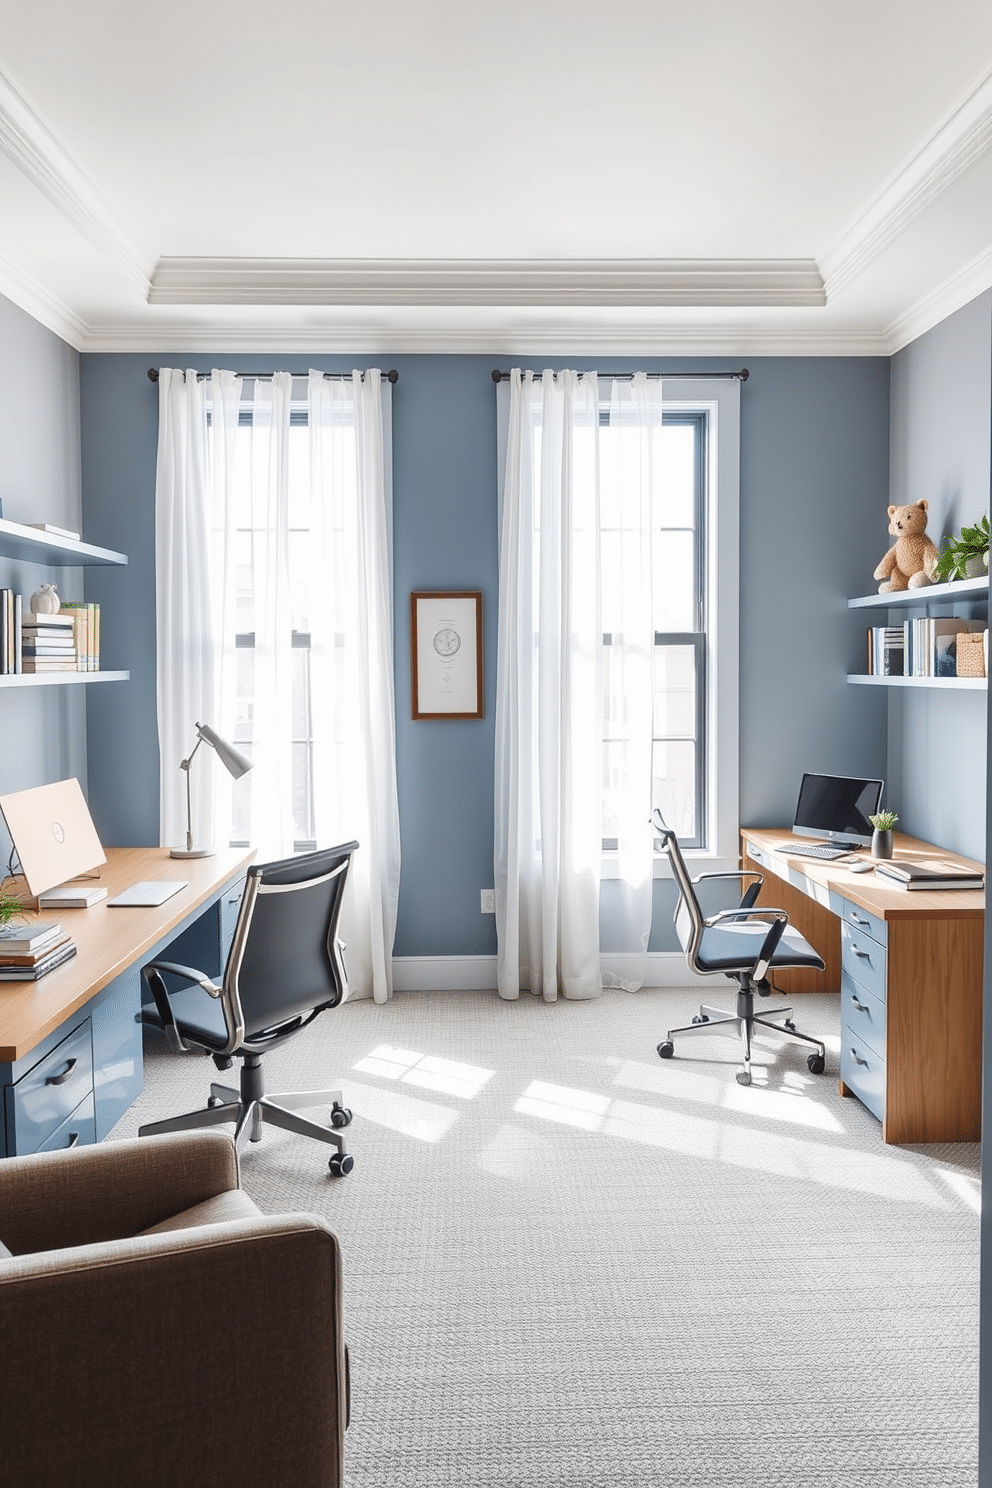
[848, 575, 987, 610]
[0, 671, 130, 689]
[847, 673, 986, 690]
[0, 516, 126, 568]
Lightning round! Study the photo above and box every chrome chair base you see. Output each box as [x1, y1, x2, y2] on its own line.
[659, 986, 827, 1086]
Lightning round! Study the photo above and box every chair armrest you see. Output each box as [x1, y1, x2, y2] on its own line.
[0, 1131, 241, 1254]
[0, 1214, 347, 1488]
[143, 959, 224, 997]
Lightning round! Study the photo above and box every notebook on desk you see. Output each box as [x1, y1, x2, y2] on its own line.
[106, 880, 188, 907]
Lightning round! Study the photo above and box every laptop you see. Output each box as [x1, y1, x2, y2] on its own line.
[0, 778, 107, 896]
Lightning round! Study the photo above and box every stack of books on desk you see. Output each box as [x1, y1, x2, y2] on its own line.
[0, 921, 77, 979]
[874, 859, 985, 891]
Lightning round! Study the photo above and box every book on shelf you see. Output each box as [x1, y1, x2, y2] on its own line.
[0, 920, 63, 954]
[902, 616, 986, 678]
[874, 858, 984, 890]
[0, 588, 21, 674]
[22, 612, 75, 629]
[58, 600, 100, 670]
[28, 522, 80, 542]
[0, 940, 77, 979]
[21, 658, 82, 673]
[0, 931, 72, 967]
[867, 625, 904, 676]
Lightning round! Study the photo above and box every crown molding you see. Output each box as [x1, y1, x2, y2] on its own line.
[79, 316, 889, 357]
[0, 66, 150, 297]
[0, 252, 86, 348]
[822, 65, 992, 300]
[148, 256, 826, 308]
[883, 242, 992, 354]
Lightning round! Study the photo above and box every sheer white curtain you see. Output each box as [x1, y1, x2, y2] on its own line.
[155, 367, 400, 1002]
[494, 369, 658, 1002]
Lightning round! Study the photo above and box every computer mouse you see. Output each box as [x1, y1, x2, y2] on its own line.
[848, 860, 875, 873]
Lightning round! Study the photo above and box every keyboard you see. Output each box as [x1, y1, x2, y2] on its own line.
[776, 841, 851, 860]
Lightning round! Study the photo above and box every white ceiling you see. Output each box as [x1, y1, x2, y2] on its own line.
[2, 1, 992, 354]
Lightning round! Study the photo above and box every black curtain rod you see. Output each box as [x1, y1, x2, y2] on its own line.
[147, 368, 399, 384]
[490, 368, 748, 383]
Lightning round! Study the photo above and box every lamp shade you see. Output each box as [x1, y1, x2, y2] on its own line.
[196, 723, 252, 780]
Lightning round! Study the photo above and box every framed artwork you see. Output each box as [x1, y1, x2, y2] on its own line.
[410, 591, 484, 719]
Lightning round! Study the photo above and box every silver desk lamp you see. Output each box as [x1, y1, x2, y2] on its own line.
[171, 722, 253, 859]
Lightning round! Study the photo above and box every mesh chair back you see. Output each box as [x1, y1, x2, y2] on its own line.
[225, 842, 358, 1041]
[651, 808, 708, 969]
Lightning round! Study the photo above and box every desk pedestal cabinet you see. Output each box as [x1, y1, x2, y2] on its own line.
[741, 828, 983, 1146]
[0, 848, 251, 1158]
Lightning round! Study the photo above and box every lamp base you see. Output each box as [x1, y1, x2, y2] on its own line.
[170, 846, 217, 859]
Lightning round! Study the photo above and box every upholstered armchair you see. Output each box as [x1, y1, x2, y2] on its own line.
[0, 1130, 347, 1487]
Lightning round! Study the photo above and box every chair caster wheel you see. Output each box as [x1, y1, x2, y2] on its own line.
[807, 1053, 825, 1075]
[207, 1096, 225, 1108]
[330, 1105, 353, 1129]
[736, 1069, 752, 1086]
[784, 1019, 797, 1032]
[691, 1014, 709, 1025]
[657, 1041, 674, 1059]
[328, 1153, 354, 1177]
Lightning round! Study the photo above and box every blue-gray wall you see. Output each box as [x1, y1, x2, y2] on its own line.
[76, 351, 890, 955]
[887, 290, 992, 861]
[0, 294, 87, 864]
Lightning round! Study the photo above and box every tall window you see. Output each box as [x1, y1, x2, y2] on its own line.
[155, 366, 400, 1002]
[602, 410, 706, 849]
[494, 367, 740, 1001]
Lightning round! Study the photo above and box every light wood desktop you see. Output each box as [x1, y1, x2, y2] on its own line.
[740, 827, 984, 1145]
[0, 847, 254, 1156]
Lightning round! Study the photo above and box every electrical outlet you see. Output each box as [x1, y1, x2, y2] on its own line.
[480, 889, 496, 914]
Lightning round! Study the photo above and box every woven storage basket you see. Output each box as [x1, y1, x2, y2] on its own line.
[956, 630, 986, 678]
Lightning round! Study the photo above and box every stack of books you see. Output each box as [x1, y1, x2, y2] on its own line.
[874, 858, 985, 891]
[59, 600, 101, 671]
[0, 587, 23, 674]
[867, 626, 904, 676]
[0, 921, 77, 980]
[21, 610, 78, 673]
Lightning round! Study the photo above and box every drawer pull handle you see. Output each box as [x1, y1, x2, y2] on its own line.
[850, 1048, 869, 1067]
[850, 995, 869, 1013]
[45, 1058, 77, 1087]
[849, 913, 870, 926]
[67, 1133, 80, 1148]
[851, 946, 871, 960]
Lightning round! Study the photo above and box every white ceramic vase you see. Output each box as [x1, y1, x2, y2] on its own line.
[29, 582, 60, 615]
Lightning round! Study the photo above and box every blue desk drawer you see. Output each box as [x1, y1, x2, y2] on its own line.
[36, 1092, 96, 1153]
[831, 892, 887, 947]
[9, 1021, 94, 1155]
[841, 1028, 885, 1123]
[840, 921, 886, 1003]
[841, 972, 886, 1058]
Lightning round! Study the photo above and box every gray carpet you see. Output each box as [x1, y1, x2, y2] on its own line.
[111, 987, 980, 1487]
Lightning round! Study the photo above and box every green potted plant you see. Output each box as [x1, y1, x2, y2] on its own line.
[933, 515, 990, 582]
[868, 810, 898, 860]
[0, 883, 22, 935]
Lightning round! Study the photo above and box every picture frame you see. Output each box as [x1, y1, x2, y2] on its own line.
[410, 591, 484, 720]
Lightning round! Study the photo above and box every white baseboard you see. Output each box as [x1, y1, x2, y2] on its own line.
[391, 954, 732, 993]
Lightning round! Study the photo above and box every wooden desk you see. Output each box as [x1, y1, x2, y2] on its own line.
[740, 828, 984, 1145]
[0, 846, 254, 1156]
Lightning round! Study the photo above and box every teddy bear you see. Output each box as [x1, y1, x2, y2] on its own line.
[873, 499, 939, 592]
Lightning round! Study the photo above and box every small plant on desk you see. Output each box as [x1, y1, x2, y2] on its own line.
[869, 811, 898, 832]
[0, 880, 22, 931]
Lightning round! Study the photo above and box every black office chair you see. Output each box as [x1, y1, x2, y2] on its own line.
[652, 809, 827, 1086]
[138, 841, 359, 1174]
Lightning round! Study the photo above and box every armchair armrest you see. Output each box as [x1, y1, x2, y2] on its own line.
[0, 1214, 347, 1488]
[0, 1131, 241, 1254]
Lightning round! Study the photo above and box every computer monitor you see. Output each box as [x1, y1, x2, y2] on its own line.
[0, 777, 106, 896]
[790, 772, 884, 849]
